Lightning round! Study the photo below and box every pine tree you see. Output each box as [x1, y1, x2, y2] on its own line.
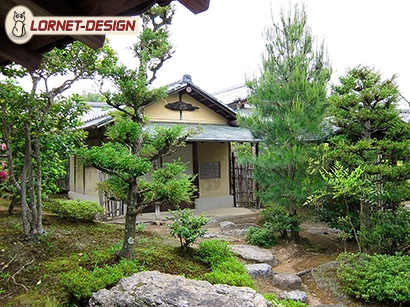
[80, 5, 197, 260]
[243, 3, 331, 242]
[327, 66, 410, 250]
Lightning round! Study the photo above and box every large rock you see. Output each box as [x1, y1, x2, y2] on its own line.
[272, 273, 302, 290]
[89, 271, 272, 307]
[245, 263, 273, 278]
[219, 221, 236, 228]
[230, 245, 277, 266]
[279, 290, 307, 303]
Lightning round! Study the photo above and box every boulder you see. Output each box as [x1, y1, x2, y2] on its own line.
[89, 271, 272, 307]
[230, 244, 277, 266]
[272, 273, 302, 290]
[279, 290, 307, 303]
[245, 263, 273, 278]
[219, 221, 236, 228]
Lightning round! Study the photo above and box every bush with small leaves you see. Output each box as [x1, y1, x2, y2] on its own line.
[197, 239, 232, 265]
[337, 252, 410, 304]
[359, 206, 410, 255]
[246, 226, 276, 248]
[60, 259, 141, 303]
[167, 208, 209, 252]
[198, 239, 255, 289]
[44, 198, 104, 221]
[263, 205, 302, 239]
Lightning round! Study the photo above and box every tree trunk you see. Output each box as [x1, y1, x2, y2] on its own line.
[21, 136, 30, 238]
[8, 195, 18, 215]
[360, 199, 371, 254]
[34, 138, 44, 235]
[289, 206, 300, 243]
[119, 182, 139, 260]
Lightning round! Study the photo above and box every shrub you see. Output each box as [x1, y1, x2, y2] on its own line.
[197, 239, 231, 266]
[204, 257, 255, 289]
[167, 208, 209, 251]
[359, 207, 410, 254]
[44, 198, 104, 221]
[262, 205, 302, 239]
[246, 226, 276, 248]
[198, 239, 255, 289]
[60, 259, 141, 303]
[263, 293, 308, 306]
[336, 252, 410, 304]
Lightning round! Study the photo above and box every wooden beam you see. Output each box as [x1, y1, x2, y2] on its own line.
[71, 35, 105, 50]
[179, 0, 210, 14]
[0, 33, 42, 71]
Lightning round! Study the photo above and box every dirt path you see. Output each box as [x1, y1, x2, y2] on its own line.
[145, 212, 359, 306]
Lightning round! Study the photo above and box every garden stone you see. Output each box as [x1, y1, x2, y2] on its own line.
[314, 305, 346, 307]
[279, 290, 307, 303]
[272, 273, 302, 290]
[219, 221, 235, 228]
[245, 263, 273, 278]
[89, 271, 272, 307]
[230, 244, 277, 266]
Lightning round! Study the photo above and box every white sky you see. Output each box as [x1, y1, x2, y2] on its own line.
[87, 0, 410, 107]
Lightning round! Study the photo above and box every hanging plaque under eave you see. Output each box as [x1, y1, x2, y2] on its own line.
[165, 101, 199, 120]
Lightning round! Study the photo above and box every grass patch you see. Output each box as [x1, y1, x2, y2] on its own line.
[198, 239, 255, 289]
[0, 203, 208, 307]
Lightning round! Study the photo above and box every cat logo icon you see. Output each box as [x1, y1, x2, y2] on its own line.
[12, 11, 27, 38]
[5, 6, 33, 44]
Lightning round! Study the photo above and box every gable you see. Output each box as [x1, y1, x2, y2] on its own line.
[145, 93, 228, 125]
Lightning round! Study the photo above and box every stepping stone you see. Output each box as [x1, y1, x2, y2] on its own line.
[273, 273, 302, 290]
[245, 263, 273, 278]
[279, 290, 307, 303]
[230, 244, 277, 266]
[219, 221, 235, 228]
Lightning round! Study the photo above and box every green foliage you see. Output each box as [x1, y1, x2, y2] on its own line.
[81, 142, 151, 180]
[167, 208, 209, 251]
[44, 198, 104, 221]
[241, 4, 331, 242]
[359, 207, 410, 255]
[197, 239, 232, 265]
[60, 259, 141, 302]
[0, 41, 114, 238]
[327, 66, 410, 209]
[263, 205, 302, 239]
[204, 256, 255, 289]
[337, 252, 410, 304]
[140, 160, 197, 205]
[246, 226, 276, 248]
[263, 293, 308, 306]
[197, 239, 255, 289]
[76, 5, 195, 261]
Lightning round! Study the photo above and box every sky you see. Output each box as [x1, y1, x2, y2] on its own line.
[88, 0, 410, 107]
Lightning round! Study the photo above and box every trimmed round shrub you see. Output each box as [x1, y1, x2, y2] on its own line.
[44, 198, 104, 221]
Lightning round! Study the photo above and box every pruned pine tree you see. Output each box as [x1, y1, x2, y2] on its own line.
[243, 3, 331, 242]
[327, 66, 410, 252]
[80, 5, 197, 260]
